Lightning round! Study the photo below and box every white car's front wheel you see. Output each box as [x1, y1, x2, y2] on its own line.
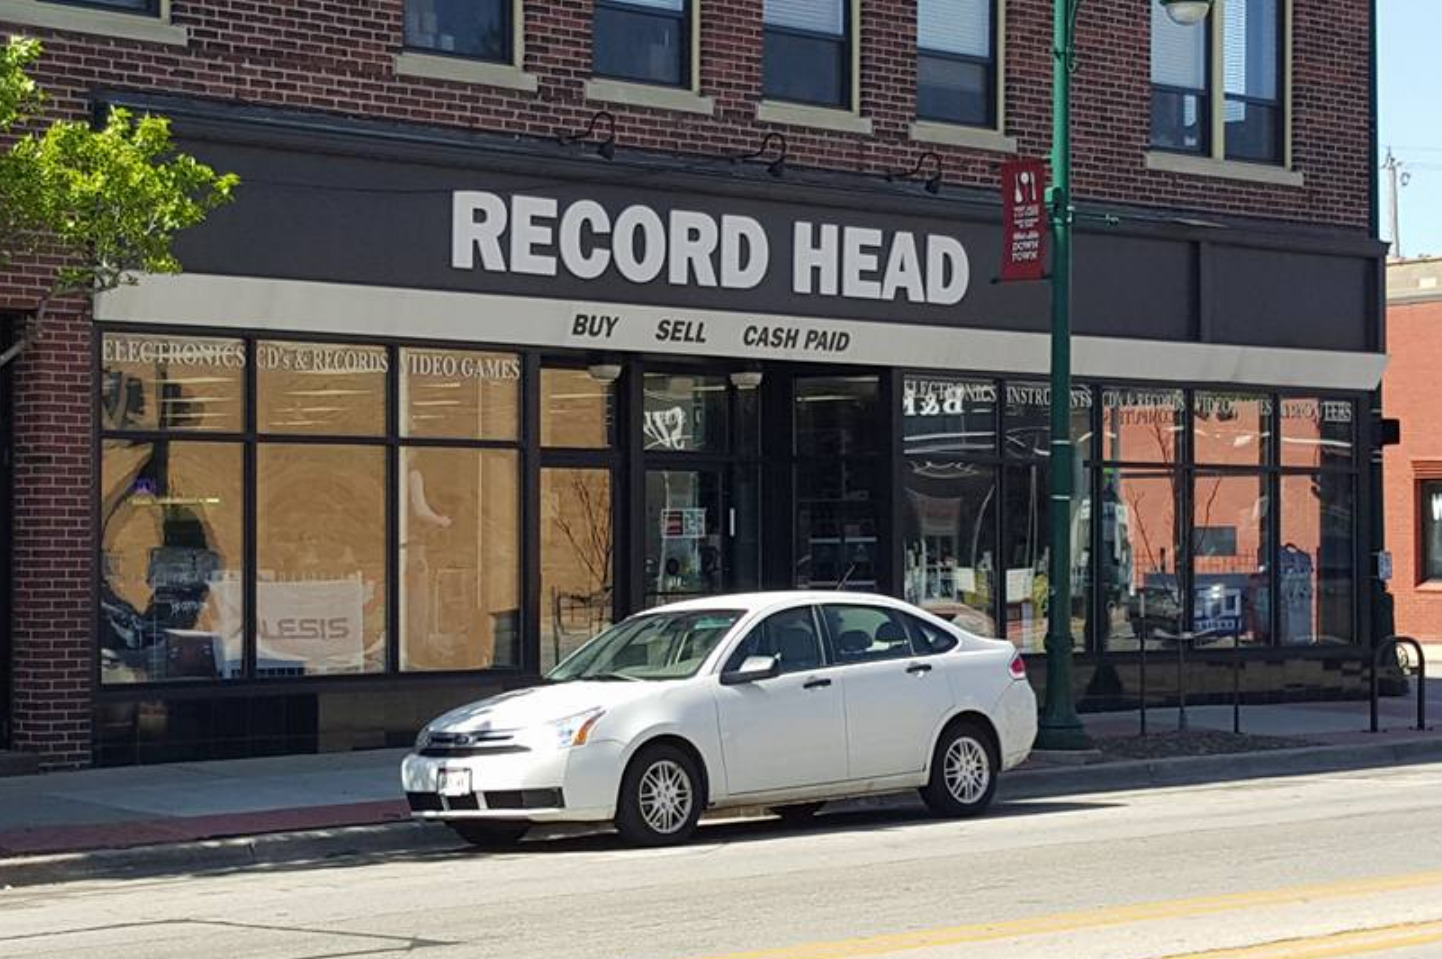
[920, 720, 998, 818]
[615, 744, 703, 846]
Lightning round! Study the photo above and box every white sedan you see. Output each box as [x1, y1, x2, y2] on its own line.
[402, 591, 1037, 847]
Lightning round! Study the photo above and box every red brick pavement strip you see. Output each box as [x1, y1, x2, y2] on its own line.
[0, 799, 410, 857]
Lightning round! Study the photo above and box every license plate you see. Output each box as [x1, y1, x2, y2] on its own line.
[436, 767, 472, 798]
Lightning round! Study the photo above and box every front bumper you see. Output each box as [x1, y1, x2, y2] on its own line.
[400, 738, 626, 823]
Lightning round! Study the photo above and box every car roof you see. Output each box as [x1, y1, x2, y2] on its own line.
[644, 591, 912, 616]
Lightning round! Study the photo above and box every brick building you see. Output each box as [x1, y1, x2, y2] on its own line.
[0, 0, 1385, 768]
[1384, 257, 1442, 644]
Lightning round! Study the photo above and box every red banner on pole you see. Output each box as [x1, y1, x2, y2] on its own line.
[1000, 159, 1048, 283]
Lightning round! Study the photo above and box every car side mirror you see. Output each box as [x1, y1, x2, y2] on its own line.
[720, 654, 780, 686]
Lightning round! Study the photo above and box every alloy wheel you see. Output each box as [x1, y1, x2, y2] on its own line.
[943, 736, 991, 805]
[638, 759, 693, 835]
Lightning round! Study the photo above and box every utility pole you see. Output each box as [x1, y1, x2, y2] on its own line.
[1382, 148, 1409, 260]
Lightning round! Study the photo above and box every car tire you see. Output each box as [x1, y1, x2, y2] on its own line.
[770, 802, 825, 826]
[447, 820, 529, 849]
[919, 719, 999, 819]
[615, 743, 703, 847]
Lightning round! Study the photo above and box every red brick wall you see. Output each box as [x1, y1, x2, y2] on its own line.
[0, 0, 1374, 766]
[1385, 295, 1442, 643]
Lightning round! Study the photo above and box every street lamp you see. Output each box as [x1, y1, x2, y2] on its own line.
[1035, 0, 1213, 751]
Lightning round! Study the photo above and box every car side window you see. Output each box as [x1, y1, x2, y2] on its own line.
[906, 613, 959, 654]
[723, 606, 825, 674]
[821, 604, 916, 664]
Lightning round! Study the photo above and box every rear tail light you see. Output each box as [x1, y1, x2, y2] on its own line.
[1008, 651, 1028, 680]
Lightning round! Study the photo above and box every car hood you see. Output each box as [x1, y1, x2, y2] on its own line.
[427, 681, 662, 733]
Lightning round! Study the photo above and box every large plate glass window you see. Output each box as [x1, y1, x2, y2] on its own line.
[1003, 381, 1091, 460]
[1194, 391, 1271, 467]
[1102, 387, 1183, 464]
[903, 460, 998, 637]
[542, 367, 615, 448]
[1192, 472, 1270, 645]
[404, 0, 512, 62]
[1279, 397, 1353, 469]
[1003, 464, 1088, 652]
[1150, 0, 1210, 153]
[903, 375, 996, 456]
[1279, 473, 1353, 645]
[401, 449, 520, 670]
[541, 467, 614, 672]
[796, 377, 881, 591]
[916, 0, 995, 127]
[257, 341, 387, 437]
[763, 0, 848, 107]
[401, 348, 520, 441]
[1097, 470, 1182, 649]
[594, 0, 689, 87]
[256, 445, 387, 675]
[642, 374, 728, 452]
[1420, 480, 1442, 584]
[101, 333, 245, 433]
[100, 441, 244, 684]
[1223, 0, 1282, 163]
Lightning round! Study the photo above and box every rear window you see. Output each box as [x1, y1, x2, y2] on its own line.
[907, 613, 959, 654]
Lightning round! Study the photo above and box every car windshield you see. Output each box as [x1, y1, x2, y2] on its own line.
[546, 609, 745, 683]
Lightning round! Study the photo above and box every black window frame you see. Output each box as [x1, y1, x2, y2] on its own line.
[402, 0, 515, 65]
[762, 0, 852, 109]
[915, 0, 998, 129]
[593, 0, 692, 89]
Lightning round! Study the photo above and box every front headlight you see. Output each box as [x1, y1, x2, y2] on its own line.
[414, 726, 432, 751]
[545, 708, 606, 749]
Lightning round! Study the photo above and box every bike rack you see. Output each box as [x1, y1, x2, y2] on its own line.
[1370, 635, 1426, 733]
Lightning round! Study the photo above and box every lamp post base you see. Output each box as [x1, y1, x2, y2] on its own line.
[1034, 718, 1094, 752]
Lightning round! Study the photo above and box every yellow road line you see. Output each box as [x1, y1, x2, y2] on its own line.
[1161, 919, 1442, 959]
[689, 868, 1442, 959]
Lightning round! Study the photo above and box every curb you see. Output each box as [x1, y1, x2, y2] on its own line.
[5, 737, 1442, 889]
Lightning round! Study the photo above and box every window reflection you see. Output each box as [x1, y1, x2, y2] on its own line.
[1002, 464, 1087, 652]
[1279, 397, 1354, 469]
[1192, 472, 1270, 645]
[1102, 387, 1183, 464]
[1194, 391, 1271, 466]
[256, 445, 387, 675]
[542, 368, 615, 448]
[1004, 381, 1091, 460]
[257, 341, 387, 436]
[401, 348, 520, 441]
[1098, 470, 1181, 650]
[1280, 473, 1353, 645]
[401, 448, 520, 670]
[642, 374, 728, 452]
[541, 467, 614, 672]
[903, 460, 997, 636]
[101, 333, 245, 433]
[903, 375, 997, 456]
[100, 440, 243, 683]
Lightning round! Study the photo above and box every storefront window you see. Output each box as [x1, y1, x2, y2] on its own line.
[257, 341, 387, 436]
[1003, 381, 1092, 460]
[642, 374, 728, 452]
[796, 459, 880, 590]
[796, 376, 880, 456]
[1279, 397, 1354, 469]
[1280, 473, 1354, 645]
[101, 333, 245, 433]
[903, 460, 997, 636]
[100, 440, 244, 683]
[401, 448, 520, 670]
[1194, 391, 1271, 467]
[902, 375, 997, 456]
[1098, 470, 1181, 650]
[540, 467, 614, 672]
[256, 445, 387, 674]
[1002, 463, 1087, 652]
[542, 367, 615, 448]
[1192, 472, 1270, 644]
[401, 348, 520, 441]
[1102, 387, 1183, 463]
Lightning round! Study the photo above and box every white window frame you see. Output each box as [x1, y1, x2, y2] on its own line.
[1146, 0, 1300, 187]
[0, 0, 186, 45]
[393, 0, 538, 92]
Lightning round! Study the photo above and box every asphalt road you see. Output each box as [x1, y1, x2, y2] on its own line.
[5, 763, 1442, 959]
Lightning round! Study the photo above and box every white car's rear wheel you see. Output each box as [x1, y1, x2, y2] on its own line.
[920, 720, 998, 818]
[616, 744, 702, 846]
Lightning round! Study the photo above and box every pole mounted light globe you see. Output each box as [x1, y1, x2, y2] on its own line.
[1160, 0, 1213, 26]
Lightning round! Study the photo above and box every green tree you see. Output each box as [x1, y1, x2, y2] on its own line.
[0, 35, 237, 368]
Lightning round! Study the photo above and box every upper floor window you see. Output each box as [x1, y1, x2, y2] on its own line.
[916, 0, 995, 128]
[44, 0, 155, 11]
[1420, 480, 1442, 584]
[1150, 0, 1285, 165]
[404, 0, 512, 63]
[763, 0, 850, 108]
[594, 0, 690, 88]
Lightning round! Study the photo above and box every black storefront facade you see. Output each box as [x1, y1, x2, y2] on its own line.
[89, 98, 1387, 764]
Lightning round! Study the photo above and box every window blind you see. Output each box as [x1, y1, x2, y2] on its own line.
[764, 0, 844, 36]
[918, 0, 990, 58]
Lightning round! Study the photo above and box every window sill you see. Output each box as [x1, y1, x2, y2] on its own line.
[0, 0, 187, 45]
[393, 51, 539, 92]
[756, 100, 873, 136]
[909, 121, 1017, 154]
[584, 78, 714, 116]
[1414, 581, 1442, 594]
[1145, 151, 1305, 189]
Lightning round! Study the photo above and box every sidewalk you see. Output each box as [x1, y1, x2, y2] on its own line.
[2, 685, 1438, 886]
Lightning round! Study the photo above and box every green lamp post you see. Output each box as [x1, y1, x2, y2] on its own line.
[1035, 0, 1213, 750]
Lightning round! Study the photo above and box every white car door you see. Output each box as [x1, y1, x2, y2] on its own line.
[820, 603, 953, 781]
[712, 605, 849, 795]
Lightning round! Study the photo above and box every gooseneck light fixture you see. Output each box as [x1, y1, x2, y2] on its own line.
[886, 151, 944, 194]
[558, 110, 617, 160]
[734, 132, 788, 178]
[1036, 0, 1212, 752]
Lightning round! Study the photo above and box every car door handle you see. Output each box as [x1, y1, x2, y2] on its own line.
[906, 663, 933, 675]
[802, 677, 832, 690]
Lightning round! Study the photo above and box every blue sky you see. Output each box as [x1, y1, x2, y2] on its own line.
[1379, 0, 1442, 258]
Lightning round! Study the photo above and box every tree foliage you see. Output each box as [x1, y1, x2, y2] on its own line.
[0, 35, 238, 367]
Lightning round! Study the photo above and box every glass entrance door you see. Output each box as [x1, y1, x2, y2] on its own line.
[644, 468, 757, 606]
